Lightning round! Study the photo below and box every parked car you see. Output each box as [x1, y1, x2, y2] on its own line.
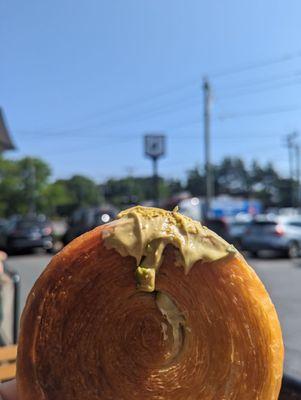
[62, 206, 117, 245]
[203, 217, 250, 249]
[227, 218, 251, 249]
[0, 219, 9, 249]
[203, 218, 231, 242]
[0, 219, 8, 231]
[242, 215, 301, 258]
[0, 215, 54, 254]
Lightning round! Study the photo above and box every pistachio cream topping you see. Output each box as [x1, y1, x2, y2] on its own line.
[103, 206, 236, 292]
[156, 292, 186, 361]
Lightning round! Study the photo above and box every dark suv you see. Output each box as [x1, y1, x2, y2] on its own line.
[62, 206, 117, 245]
[1, 215, 54, 253]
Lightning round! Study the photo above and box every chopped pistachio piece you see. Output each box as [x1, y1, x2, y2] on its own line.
[135, 266, 156, 292]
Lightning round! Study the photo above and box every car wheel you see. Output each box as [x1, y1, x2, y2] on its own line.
[287, 242, 299, 259]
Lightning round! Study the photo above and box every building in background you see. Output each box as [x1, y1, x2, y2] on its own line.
[179, 195, 262, 221]
[0, 108, 16, 153]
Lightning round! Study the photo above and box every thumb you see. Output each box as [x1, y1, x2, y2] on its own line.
[0, 380, 18, 400]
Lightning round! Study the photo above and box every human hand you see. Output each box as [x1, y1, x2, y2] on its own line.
[0, 380, 18, 400]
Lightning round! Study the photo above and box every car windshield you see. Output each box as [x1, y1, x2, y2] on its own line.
[249, 221, 277, 233]
[230, 222, 248, 228]
[228, 221, 248, 234]
[15, 221, 38, 230]
[12, 218, 48, 230]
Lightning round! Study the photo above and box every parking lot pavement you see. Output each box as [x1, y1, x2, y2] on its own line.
[249, 256, 301, 380]
[6, 252, 301, 380]
[7, 252, 51, 316]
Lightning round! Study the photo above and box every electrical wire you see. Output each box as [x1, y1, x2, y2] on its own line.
[210, 50, 301, 79]
[16, 94, 201, 138]
[218, 105, 301, 120]
[15, 48, 301, 136]
[217, 77, 301, 100]
[216, 69, 301, 92]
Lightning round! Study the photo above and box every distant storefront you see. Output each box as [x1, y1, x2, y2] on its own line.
[210, 195, 262, 218]
[179, 195, 262, 221]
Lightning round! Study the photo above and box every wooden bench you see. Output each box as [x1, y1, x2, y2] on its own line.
[0, 345, 17, 382]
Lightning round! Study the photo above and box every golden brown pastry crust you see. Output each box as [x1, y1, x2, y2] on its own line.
[17, 225, 283, 400]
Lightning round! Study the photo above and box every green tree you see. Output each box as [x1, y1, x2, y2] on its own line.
[60, 175, 100, 208]
[274, 178, 294, 207]
[0, 156, 51, 216]
[41, 181, 73, 216]
[248, 160, 288, 207]
[18, 157, 51, 214]
[103, 176, 183, 207]
[185, 158, 293, 209]
[186, 167, 206, 197]
[216, 157, 249, 195]
[0, 157, 20, 216]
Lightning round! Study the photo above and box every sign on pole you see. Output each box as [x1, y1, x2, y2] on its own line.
[144, 134, 166, 159]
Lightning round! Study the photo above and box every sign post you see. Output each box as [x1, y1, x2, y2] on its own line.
[144, 134, 166, 207]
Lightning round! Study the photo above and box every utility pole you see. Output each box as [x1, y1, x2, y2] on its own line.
[144, 135, 166, 207]
[126, 166, 135, 204]
[286, 132, 298, 207]
[152, 157, 159, 207]
[28, 160, 37, 215]
[203, 77, 213, 217]
[295, 143, 300, 207]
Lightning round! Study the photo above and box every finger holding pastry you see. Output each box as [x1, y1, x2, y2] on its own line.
[0, 380, 18, 400]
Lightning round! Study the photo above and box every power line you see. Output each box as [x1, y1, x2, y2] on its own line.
[216, 69, 301, 92]
[22, 132, 285, 148]
[15, 99, 300, 143]
[217, 77, 301, 100]
[50, 47, 301, 126]
[16, 82, 200, 136]
[82, 83, 200, 129]
[40, 142, 281, 157]
[32, 132, 284, 158]
[14, 48, 301, 136]
[17, 98, 301, 140]
[23, 120, 202, 148]
[218, 105, 301, 120]
[16, 117, 202, 142]
[211, 50, 301, 79]
[16, 95, 201, 138]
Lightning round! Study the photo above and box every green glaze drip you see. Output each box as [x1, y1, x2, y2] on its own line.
[104, 206, 236, 292]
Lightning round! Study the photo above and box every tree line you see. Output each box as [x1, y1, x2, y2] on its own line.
[0, 155, 295, 218]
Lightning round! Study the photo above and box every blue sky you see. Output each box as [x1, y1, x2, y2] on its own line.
[2, 0, 301, 182]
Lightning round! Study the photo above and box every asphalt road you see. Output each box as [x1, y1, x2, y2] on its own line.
[6, 252, 301, 380]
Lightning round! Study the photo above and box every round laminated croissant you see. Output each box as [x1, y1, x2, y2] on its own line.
[17, 206, 284, 400]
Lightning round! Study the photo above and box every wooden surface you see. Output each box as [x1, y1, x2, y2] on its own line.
[0, 345, 17, 381]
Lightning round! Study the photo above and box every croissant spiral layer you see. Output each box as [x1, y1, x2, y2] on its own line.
[17, 209, 283, 400]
